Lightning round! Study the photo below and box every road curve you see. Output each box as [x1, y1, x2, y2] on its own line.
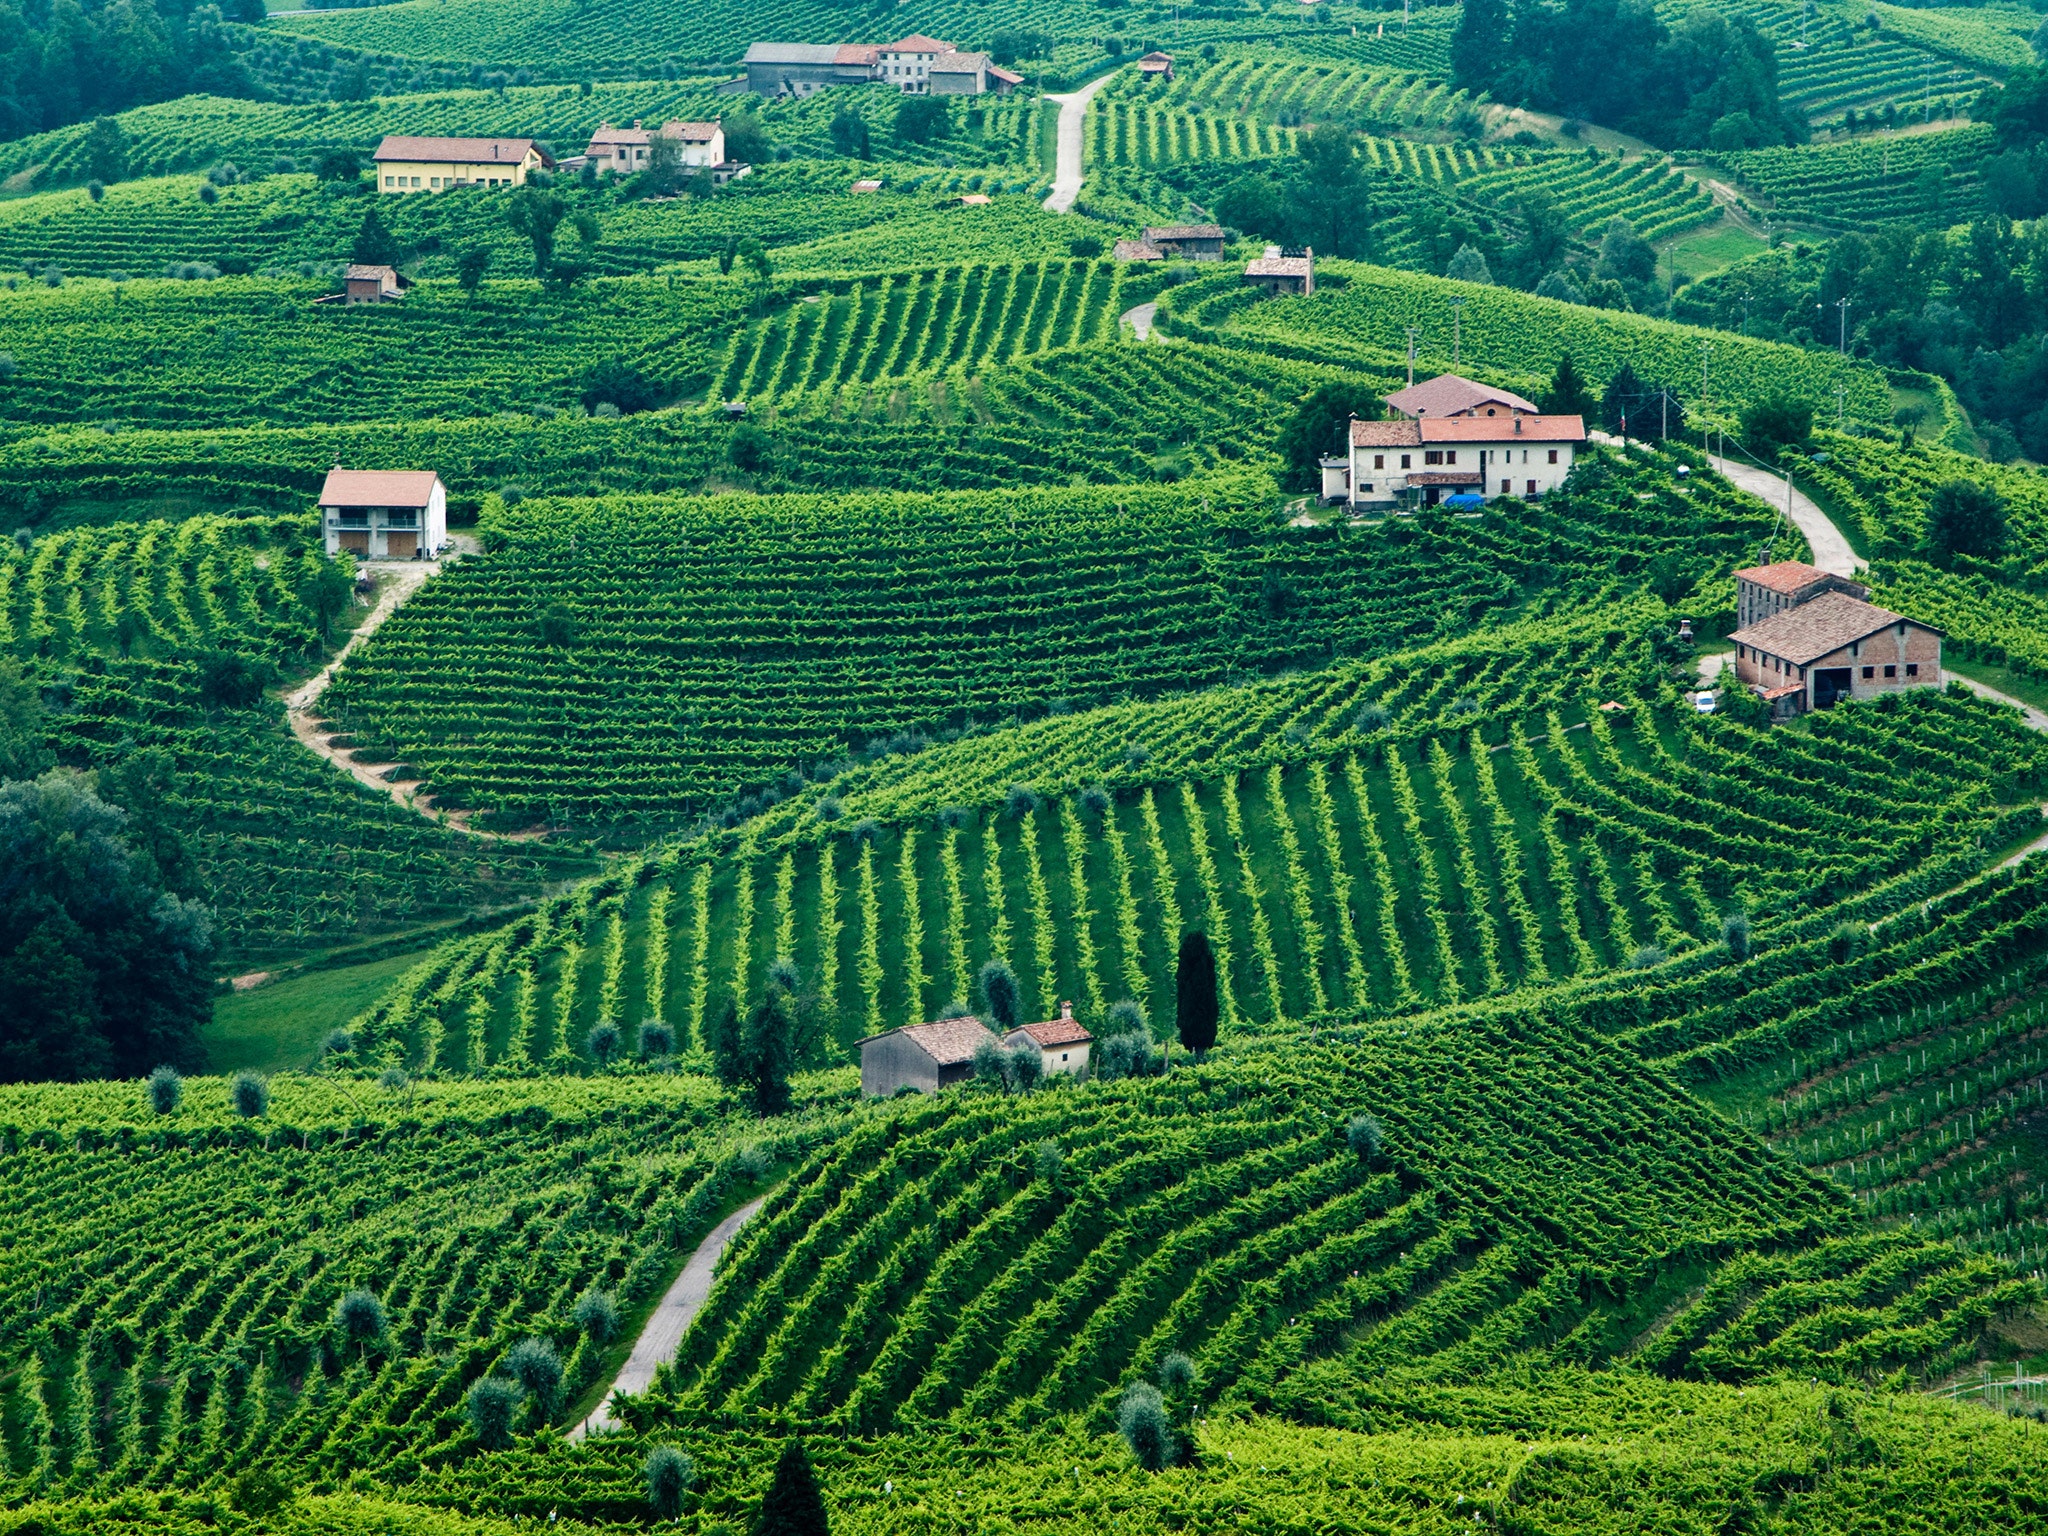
[1043, 71, 1118, 214]
[570, 1195, 767, 1440]
[1707, 455, 1863, 577]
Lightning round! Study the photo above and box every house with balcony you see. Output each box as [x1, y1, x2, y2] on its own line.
[320, 468, 446, 560]
[1348, 412, 1583, 509]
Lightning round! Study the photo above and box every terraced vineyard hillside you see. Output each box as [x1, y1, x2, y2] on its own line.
[650, 1025, 2019, 1439]
[319, 448, 1773, 827]
[340, 661, 2044, 1075]
[1718, 124, 1992, 229]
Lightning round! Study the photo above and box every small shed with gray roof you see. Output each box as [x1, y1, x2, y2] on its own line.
[859, 1016, 999, 1096]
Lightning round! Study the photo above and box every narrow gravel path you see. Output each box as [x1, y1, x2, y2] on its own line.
[1122, 301, 1157, 341]
[1707, 455, 1863, 577]
[1043, 71, 1118, 214]
[571, 1196, 766, 1440]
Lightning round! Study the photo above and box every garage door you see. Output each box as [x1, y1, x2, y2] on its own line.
[338, 530, 369, 553]
[387, 532, 418, 558]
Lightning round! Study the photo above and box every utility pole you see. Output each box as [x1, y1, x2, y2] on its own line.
[1836, 295, 1851, 353]
[1406, 325, 1418, 387]
[1661, 387, 1668, 441]
[1701, 341, 1712, 453]
[1449, 298, 1463, 367]
[1837, 383, 1845, 431]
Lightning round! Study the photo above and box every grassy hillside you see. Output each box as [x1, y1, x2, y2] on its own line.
[318, 447, 1776, 828]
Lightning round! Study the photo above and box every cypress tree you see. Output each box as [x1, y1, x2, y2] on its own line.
[977, 959, 1021, 1033]
[752, 1438, 830, 1536]
[1175, 932, 1219, 1056]
[707, 997, 745, 1086]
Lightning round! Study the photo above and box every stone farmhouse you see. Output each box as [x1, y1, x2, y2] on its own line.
[1244, 244, 1314, 295]
[743, 35, 1020, 97]
[1144, 224, 1227, 259]
[320, 468, 446, 560]
[583, 119, 726, 176]
[1728, 561, 1942, 717]
[373, 136, 549, 193]
[1002, 1002, 1093, 1078]
[341, 264, 406, 304]
[858, 1016, 998, 1096]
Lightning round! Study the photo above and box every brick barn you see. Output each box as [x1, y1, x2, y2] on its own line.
[1728, 561, 1942, 718]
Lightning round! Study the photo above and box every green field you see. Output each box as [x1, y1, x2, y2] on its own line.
[204, 949, 436, 1073]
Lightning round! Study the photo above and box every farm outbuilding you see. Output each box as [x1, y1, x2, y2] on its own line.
[1729, 574, 1942, 717]
[858, 1016, 999, 1096]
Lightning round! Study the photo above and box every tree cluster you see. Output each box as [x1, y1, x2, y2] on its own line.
[1454, 0, 1804, 149]
[0, 0, 262, 146]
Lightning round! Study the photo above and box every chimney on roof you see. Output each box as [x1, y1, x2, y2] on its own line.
[1060, 1000, 1074, 1022]
[1514, 414, 1523, 434]
[632, 119, 642, 129]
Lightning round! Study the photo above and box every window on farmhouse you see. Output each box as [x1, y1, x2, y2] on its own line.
[1400, 454, 1411, 469]
[1907, 664, 1919, 676]
[1424, 450, 1443, 465]
[1547, 449, 1558, 464]
[1373, 455, 1384, 469]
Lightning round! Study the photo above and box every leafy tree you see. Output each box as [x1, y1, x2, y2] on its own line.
[707, 997, 745, 1084]
[146, 1064, 181, 1115]
[990, 29, 1054, 65]
[300, 557, 355, 644]
[1214, 171, 1286, 244]
[740, 987, 795, 1114]
[335, 1290, 387, 1356]
[506, 185, 569, 275]
[1347, 1113, 1382, 1160]
[586, 1022, 620, 1066]
[1117, 1382, 1172, 1471]
[502, 1338, 562, 1409]
[1721, 911, 1752, 960]
[1175, 931, 1219, 1055]
[1445, 243, 1493, 284]
[827, 107, 871, 159]
[582, 358, 660, 415]
[718, 236, 738, 275]
[84, 117, 127, 184]
[895, 94, 950, 145]
[1533, 268, 1585, 305]
[1289, 122, 1369, 257]
[977, 959, 1021, 1032]
[647, 1445, 695, 1519]
[455, 247, 491, 294]
[197, 649, 275, 710]
[232, 1071, 268, 1118]
[0, 655, 50, 781]
[1740, 396, 1812, 455]
[1923, 479, 2008, 563]
[751, 1438, 829, 1536]
[466, 1377, 521, 1449]
[728, 422, 774, 474]
[1006, 1041, 1044, 1091]
[350, 204, 399, 267]
[973, 1037, 1009, 1088]
[315, 150, 360, 183]
[724, 111, 772, 165]
[639, 1021, 673, 1058]
[1509, 194, 1572, 287]
[573, 1288, 619, 1343]
[1595, 217, 1657, 290]
[1451, 0, 1510, 93]
[1539, 353, 1596, 417]
[1276, 379, 1381, 491]
[0, 770, 214, 1083]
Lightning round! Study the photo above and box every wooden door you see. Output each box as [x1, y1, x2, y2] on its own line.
[339, 530, 369, 554]
[387, 531, 418, 558]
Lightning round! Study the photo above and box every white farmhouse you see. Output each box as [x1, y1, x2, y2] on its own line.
[584, 119, 727, 175]
[320, 468, 446, 560]
[1002, 1002, 1093, 1078]
[877, 34, 956, 92]
[1347, 413, 1584, 509]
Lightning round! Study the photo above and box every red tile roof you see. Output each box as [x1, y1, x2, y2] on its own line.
[1734, 560, 1834, 595]
[1384, 373, 1539, 419]
[1350, 415, 1583, 446]
[1008, 1002, 1092, 1047]
[320, 469, 440, 507]
[835, 43, 882, 64]
[1245, 253, 1313, 277]
[1113, 238, 1164, 260]
[989, 64, 1024, 84]
[886, 33, 954, 52]
[1729, 591, 1941, 666]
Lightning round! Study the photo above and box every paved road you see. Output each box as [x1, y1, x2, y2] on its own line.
[1122, 301, 1157, 341]
[1707, 455, 1863, 576]
[1043, 71, 1118, 214]
[571, 1196, 767, 1440]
